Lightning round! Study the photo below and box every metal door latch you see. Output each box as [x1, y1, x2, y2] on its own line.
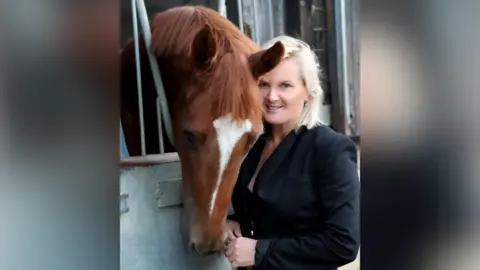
[120, 193, 130, 215]
[156, 178, 183, 208]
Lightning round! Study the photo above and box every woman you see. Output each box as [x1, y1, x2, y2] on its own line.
[224, 36, 360, 270]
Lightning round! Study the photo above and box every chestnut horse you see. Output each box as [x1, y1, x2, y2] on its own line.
[121, 6, 284, 254]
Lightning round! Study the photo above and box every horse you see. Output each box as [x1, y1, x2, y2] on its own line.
[121, 5, 284, 255]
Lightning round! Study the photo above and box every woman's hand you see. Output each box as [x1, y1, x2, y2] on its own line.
[225, 237, 257, 268]
[225, 219, 242, 239]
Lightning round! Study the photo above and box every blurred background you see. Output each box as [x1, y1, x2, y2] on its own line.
[1, 0, 479, 269]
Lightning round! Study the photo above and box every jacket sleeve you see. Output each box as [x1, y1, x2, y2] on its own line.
[254, 136, 360, 269]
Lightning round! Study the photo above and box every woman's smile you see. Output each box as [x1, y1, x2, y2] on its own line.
[264, 104, 284, 114]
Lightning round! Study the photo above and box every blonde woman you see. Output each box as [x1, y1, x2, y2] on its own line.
[224, 36, 360, 270]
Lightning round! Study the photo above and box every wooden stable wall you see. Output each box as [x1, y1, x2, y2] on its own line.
[284, 0, 360, 140]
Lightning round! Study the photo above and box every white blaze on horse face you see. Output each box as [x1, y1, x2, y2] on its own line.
[210, 114, 253, 217]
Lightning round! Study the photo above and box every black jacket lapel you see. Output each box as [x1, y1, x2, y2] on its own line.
[237, 127, 306, 215]
[253, 129, 300, 195]
[239, 137, 265, 189]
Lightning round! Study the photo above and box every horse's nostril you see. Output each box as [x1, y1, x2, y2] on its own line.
[190, 241, 218, 256]
[203, 250, 216, 255]
[191, 244, 205, 255]
[189, 242, 197, 253]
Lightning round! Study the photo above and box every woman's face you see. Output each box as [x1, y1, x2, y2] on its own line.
[259, 57, 309, 126]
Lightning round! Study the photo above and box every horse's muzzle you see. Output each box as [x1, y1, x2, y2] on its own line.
[189, 238, 224, 255]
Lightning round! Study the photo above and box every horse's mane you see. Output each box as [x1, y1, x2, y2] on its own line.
[150, 6, 262, 123]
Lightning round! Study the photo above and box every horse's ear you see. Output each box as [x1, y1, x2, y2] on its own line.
[249, 41, 285, 79]
[191, 24, 219, 69]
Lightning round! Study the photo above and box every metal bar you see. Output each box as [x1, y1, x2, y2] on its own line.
[156, 97, 165, 154]
[275, 0, 285, 36]
[120, 153, 180, 168]
[252, 0, 260, 43]
[131, 0, 146, 155]
[328, 0, 347, 134]
[350, 0, 360, 137]
[135, 0, 175, 147]
[267, 0, 275, 39]
[237, 0, 244, 33]
[338, 0, 352, 134]
[218, 0, 227, 17]
[325, 0, 340, 122]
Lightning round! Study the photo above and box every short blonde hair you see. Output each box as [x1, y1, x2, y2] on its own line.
[261, 36, 325, 129]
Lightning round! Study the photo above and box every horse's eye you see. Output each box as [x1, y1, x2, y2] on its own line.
[184, 130, 197, 147]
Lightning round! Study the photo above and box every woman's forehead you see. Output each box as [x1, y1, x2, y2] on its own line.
[261, 57, 300, 80]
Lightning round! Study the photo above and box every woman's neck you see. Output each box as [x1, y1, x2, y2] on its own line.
[270, 122, 296, 144]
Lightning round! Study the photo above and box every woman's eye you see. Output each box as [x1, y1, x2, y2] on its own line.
[281, 83, 291, 88]
[258, 81, 269, 88]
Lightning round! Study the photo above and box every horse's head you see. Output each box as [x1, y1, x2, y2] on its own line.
[174, 24, 284, 254]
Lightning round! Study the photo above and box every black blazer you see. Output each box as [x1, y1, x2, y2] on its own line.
[228, 125, 360, 270]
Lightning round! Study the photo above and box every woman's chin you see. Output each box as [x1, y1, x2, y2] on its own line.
[264, 115, 285, 125]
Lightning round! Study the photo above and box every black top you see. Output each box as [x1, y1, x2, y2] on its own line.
[228, 125, 360, 270]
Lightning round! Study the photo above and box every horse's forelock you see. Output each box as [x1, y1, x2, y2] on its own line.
[181, 54, 261, 129]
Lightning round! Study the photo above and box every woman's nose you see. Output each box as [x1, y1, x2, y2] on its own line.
[264, 89, 280, 102]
